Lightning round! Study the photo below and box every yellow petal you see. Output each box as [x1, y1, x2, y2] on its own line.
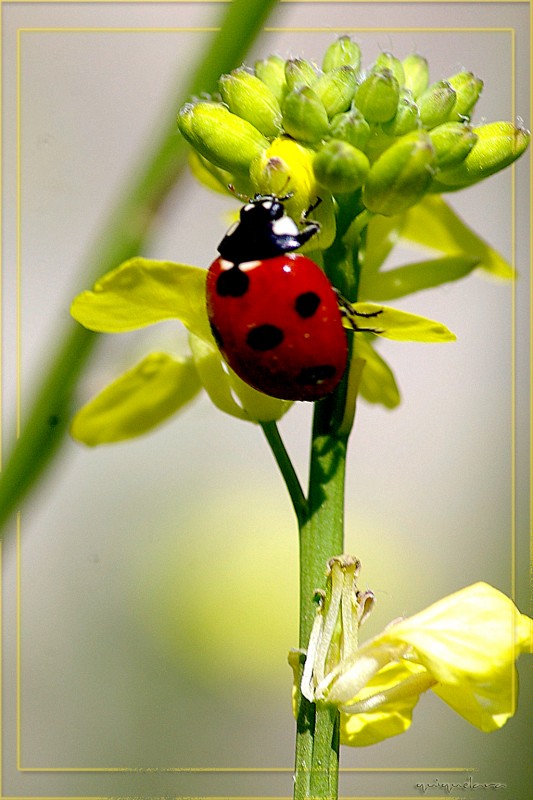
[189, 333, 250, 421]
[228, 370, 292, 422]
[381, 582, 533, 731]
[354, 337, 401, 409]
[71, 353, 202, 445]
[71, 258, 210, 338]
[349, 302, 456, 342]
[339, 661, 424, 746]
[189, 333, 291, 423]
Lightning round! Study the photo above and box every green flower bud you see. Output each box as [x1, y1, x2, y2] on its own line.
[365, 127, 396, 162]
[329, 109, 371, 150]
[313, 139, 370, 193]
[417, 80, 457, 129]
[402, 53, 429, 99]
[354, 69, 400, 123]
[285, 58, 319, 91]
[322, 35, 361, 72]
[282, 86, 330, 143]
[362, 131, 436, 215]
[254, 54, 288, 104]
[382, 89, 420, 136]
[219, 68, 282, 138]
[312, 66, 358, 118]
[428, 121, 478, 169]
[177, 101, 269, 175]
[433, 121, 530, 189]
[445, 71, 484, 121]
[373, 51, 405, 88]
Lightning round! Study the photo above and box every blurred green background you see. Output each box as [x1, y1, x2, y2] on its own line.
[1, 1, 531, 798]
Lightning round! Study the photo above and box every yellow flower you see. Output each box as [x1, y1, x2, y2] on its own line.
[292, 557, 532, 746]
[70, 257, 455, 445]
[70, 257, 291, 445]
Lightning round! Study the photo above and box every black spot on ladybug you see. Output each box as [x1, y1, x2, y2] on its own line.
[296, 364, 337, 385]
[216, 266, 250, 298]
[295, 291, 321, 318]
[246, 324, 284, 351]
[210, 321, 224, 349]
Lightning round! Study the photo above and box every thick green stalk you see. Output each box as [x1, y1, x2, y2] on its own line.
[293, 204, 363, 800]
[0, 0, 281, 536]
[293, 398, 348, 800]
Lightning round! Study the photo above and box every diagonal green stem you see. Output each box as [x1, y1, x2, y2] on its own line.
[261, 421, 308, 526]
[0, 0, 281, 537]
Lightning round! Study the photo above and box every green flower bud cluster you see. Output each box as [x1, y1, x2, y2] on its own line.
[177, 37, 530, 221]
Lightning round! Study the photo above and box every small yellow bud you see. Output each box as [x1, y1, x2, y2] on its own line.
[282, 86, 330, 143]
[312, 66, 358, 118]
[363, 131, 436, 215]
[177, 101, 269, 175]
[249, 137, 317, 218]
[445, 71, 484, 121]
[354, 69, 400, 123]
[417, 80, 457, 129]
[402, 54, 429, 98]
[285, 58, 319, 91]
[250, 138, 337, 249]
[254, 54, 288, 104]
[313, 139, 370, 193]
[428, 121, 478, 169]
[382, 90, 420, 136]
[219, 68, 282, 138]
[322, 36, 362, 72]
[434, 121, 530, 188]
[373, 51, 405, 88]
[329, 109, 371, 151]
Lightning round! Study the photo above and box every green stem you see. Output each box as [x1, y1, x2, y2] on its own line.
[292, 214, 364, 799]
[261, 421, 308, 526]
[0, 0, 281, 537]
[294, 407, 347, 800]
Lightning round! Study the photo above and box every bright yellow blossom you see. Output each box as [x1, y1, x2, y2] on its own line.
[292, 557, 532, 746]
[70, 257, 455, 446]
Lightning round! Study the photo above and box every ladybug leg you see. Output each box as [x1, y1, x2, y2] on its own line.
[295, 221, 321, 247]
[302, 196, 322, 218]
[334, 290, 384, 334]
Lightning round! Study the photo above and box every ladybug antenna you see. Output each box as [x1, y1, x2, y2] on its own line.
[227, 184, 250, 202]
[276, 175, 293, 202]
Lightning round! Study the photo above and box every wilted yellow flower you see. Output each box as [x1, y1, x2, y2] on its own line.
[292, 557, 532, 746]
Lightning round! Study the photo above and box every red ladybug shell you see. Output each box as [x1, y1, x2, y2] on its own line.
[206, 253, 348, 401]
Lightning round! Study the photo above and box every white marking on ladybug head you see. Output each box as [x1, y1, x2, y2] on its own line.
[261, 200, 273, 210]
[219, 259, 236, 270]
[243, 203, 254, 212]
[272, 216, 299, 237]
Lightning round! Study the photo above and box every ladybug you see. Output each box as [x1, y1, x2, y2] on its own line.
[205, 194, 348, 402]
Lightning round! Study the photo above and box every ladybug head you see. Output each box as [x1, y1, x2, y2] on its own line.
[240, 194, 288, 223]
[218, 192, 320, 263]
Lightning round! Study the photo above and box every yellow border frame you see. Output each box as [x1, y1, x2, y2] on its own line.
[1, 1, 530, 797]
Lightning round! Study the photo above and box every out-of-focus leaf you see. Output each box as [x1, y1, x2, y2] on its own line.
[359, 254, 479, 300]
[71, 353, 201, 446]
[360, 212, 405, 273]
[348, 303, 456, 342]
[354, 337, 401, 409]
[401, 195, 515, 279]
